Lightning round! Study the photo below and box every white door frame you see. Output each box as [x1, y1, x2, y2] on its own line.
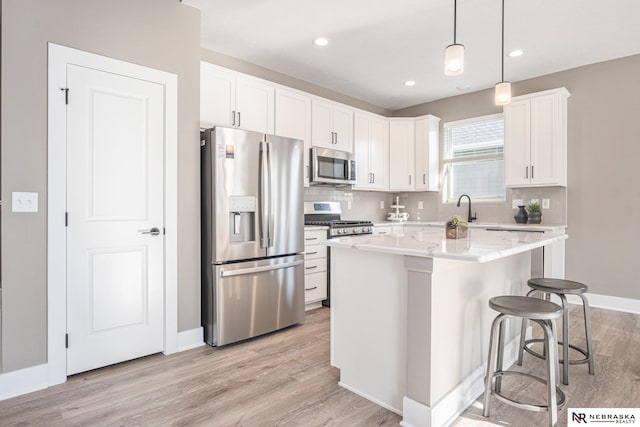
[47, 43, 178, 385]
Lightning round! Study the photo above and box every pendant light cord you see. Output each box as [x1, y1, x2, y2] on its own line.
[453, 0, 457, 44]
[501, 0, 505, 82]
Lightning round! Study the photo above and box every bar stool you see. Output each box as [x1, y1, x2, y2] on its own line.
[484, 296, 565, 427]
[517, 278, 595, 385]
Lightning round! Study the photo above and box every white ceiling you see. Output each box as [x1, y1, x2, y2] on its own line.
[183, 0, 640, 111]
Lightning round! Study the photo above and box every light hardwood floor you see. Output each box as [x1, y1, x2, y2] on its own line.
[0, 305, 638, 426]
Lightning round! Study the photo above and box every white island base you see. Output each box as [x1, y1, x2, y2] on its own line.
[329, 234, 564, 427]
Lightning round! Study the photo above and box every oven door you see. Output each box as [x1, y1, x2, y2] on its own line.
[310, 147, 356, 186]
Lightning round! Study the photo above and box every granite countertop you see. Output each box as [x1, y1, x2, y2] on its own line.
[304, 225, 329, 231]
[326, 227, 567, 263]
[372, 221, 566, 232]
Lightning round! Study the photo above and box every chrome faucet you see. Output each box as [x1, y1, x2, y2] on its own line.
[456, 194, 477, 223]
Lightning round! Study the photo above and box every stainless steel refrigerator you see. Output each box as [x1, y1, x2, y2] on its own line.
[201, 126, 305, 346]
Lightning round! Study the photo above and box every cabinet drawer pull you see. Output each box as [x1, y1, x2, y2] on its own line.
[525, 166, 528, 179]
[305, 286, 318, 291]
[232, 110, 236, 126]
[237, 112, 241, 127]
[305, 266, 318, 270]
[305, 237, 318, 241]
[409, 175, 412, 185]
[423, 173, 426, 184]
[531, 165, 534, 179]
[306, 251, 318, 255]
[378, 232, 388, 235]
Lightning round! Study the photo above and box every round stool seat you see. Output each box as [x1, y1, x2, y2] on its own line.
[489, 296, 562, 320]
[528, 278, 588, 295]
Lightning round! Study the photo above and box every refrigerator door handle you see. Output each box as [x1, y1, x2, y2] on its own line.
[266, 141, 274, 248]
[258, 141, 269, 248]
[219, 260, 304, 278]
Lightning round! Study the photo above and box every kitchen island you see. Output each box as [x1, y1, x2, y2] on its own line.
[327, 228, 567, 427]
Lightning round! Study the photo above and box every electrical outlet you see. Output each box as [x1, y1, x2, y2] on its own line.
[380, 200, 385, 209]
[418, 201, 424, 210]
[542, 199, 550, 209]
[530, 198, 539, 205]
[512, 198, 524, 209]
[12, 192, 39, 213]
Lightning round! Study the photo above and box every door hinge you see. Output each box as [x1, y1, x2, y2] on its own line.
[65, 212, 69, 227]
[61, 88, 69, 104]
[65, 334, 69, 349]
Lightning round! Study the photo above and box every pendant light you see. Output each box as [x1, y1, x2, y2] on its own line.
[444, 0, 464, 76]
[494, 0, 511, 105]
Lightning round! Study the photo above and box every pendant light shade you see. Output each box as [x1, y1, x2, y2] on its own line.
[494, 0, 511, 105]
[445, 44, 464, 75]
[495, 81, 512, 105]
[444, 0, 464, 76]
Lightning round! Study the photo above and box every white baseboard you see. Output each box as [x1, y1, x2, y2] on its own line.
[565, 293, 640, 315]
[0, 364, 48, 401]
[177, 327, 204, 352]
[401, 334, 522, 427]
[338, 381, 403, 416]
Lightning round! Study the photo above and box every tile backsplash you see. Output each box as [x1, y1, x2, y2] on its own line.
[304, 186, 567, 225]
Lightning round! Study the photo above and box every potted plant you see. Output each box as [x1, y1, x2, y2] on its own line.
[527, 202, 542, 224]
[445, 215, 468, 239]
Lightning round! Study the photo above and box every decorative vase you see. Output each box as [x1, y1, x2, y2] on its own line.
[528, 212, 542, 224]
[446, 225, 468, 239]
[514, 206, 528, 224]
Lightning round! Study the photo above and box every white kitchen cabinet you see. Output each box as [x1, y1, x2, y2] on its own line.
[504, 88, 569, 187]
[275, 88, 312, 186]
[373, 224, 403, 235]
[353, 112, 389, 191]
[311, 99, 354, 152]
[304, 228, 328, 309]
[389, 119, 416, 191]
[414, 115, 441, 191]
[200, 61, 275, 134]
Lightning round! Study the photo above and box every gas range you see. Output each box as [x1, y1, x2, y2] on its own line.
[304, 202, 373, 238]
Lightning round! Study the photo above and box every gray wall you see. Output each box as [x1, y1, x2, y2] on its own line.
[395, 54, 640, 300]
[0, 0, 201, 372]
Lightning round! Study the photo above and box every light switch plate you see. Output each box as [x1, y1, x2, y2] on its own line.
[12, 192, 39, 213]
[347, 201, 352, 210]
[380, 200, 385, 209]
[542, 199, 550, 209]
[512, 198, 524, 209]
[418, 201, 424, 209]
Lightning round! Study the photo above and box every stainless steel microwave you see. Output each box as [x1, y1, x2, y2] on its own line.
[310, 147, 356, 186]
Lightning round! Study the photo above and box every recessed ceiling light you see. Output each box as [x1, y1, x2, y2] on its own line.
[404, 80, 416, 87]
[508, 49, 524, 57]
[456, 85, 471, 91]
[313, 37, 329, 47]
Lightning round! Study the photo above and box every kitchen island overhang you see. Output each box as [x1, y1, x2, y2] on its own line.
[327, 228, 567, 427]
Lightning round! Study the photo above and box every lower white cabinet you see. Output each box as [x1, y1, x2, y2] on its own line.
[372, 224, 403, 235]
[304, 228, 327, 309]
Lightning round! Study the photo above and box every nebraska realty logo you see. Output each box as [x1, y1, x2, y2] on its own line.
[569, 408, 638, 425]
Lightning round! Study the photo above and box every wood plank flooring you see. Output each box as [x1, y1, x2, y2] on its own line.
[0, 305, 638, 426]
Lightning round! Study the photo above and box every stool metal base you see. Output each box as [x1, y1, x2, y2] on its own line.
[522, 338, 591, 365]
[489, 371, 566, 412]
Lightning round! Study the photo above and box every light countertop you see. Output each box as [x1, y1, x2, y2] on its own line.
[326, 227, 567, 263]
[304, 225, 329, 231]
[372, 221, 566, 232]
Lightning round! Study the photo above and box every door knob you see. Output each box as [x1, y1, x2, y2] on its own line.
[139, 227, 161, 236]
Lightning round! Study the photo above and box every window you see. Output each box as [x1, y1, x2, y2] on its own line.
[442, 114, 505, 203]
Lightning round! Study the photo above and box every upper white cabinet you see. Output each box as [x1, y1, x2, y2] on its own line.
[311, 99, 354, 152]
[353, 112, 389, 191]
[200, 61, 275, 134]
[275, 88, 312, 186]
[504, 88, 569, 187]
[414, 115, 441, 191]
[388, 119, 416, 191]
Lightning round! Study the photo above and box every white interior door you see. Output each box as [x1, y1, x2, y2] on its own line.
[66, 64, 165, 375]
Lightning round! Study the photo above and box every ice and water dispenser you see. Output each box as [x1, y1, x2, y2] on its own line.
[229, 196, 256, 243]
